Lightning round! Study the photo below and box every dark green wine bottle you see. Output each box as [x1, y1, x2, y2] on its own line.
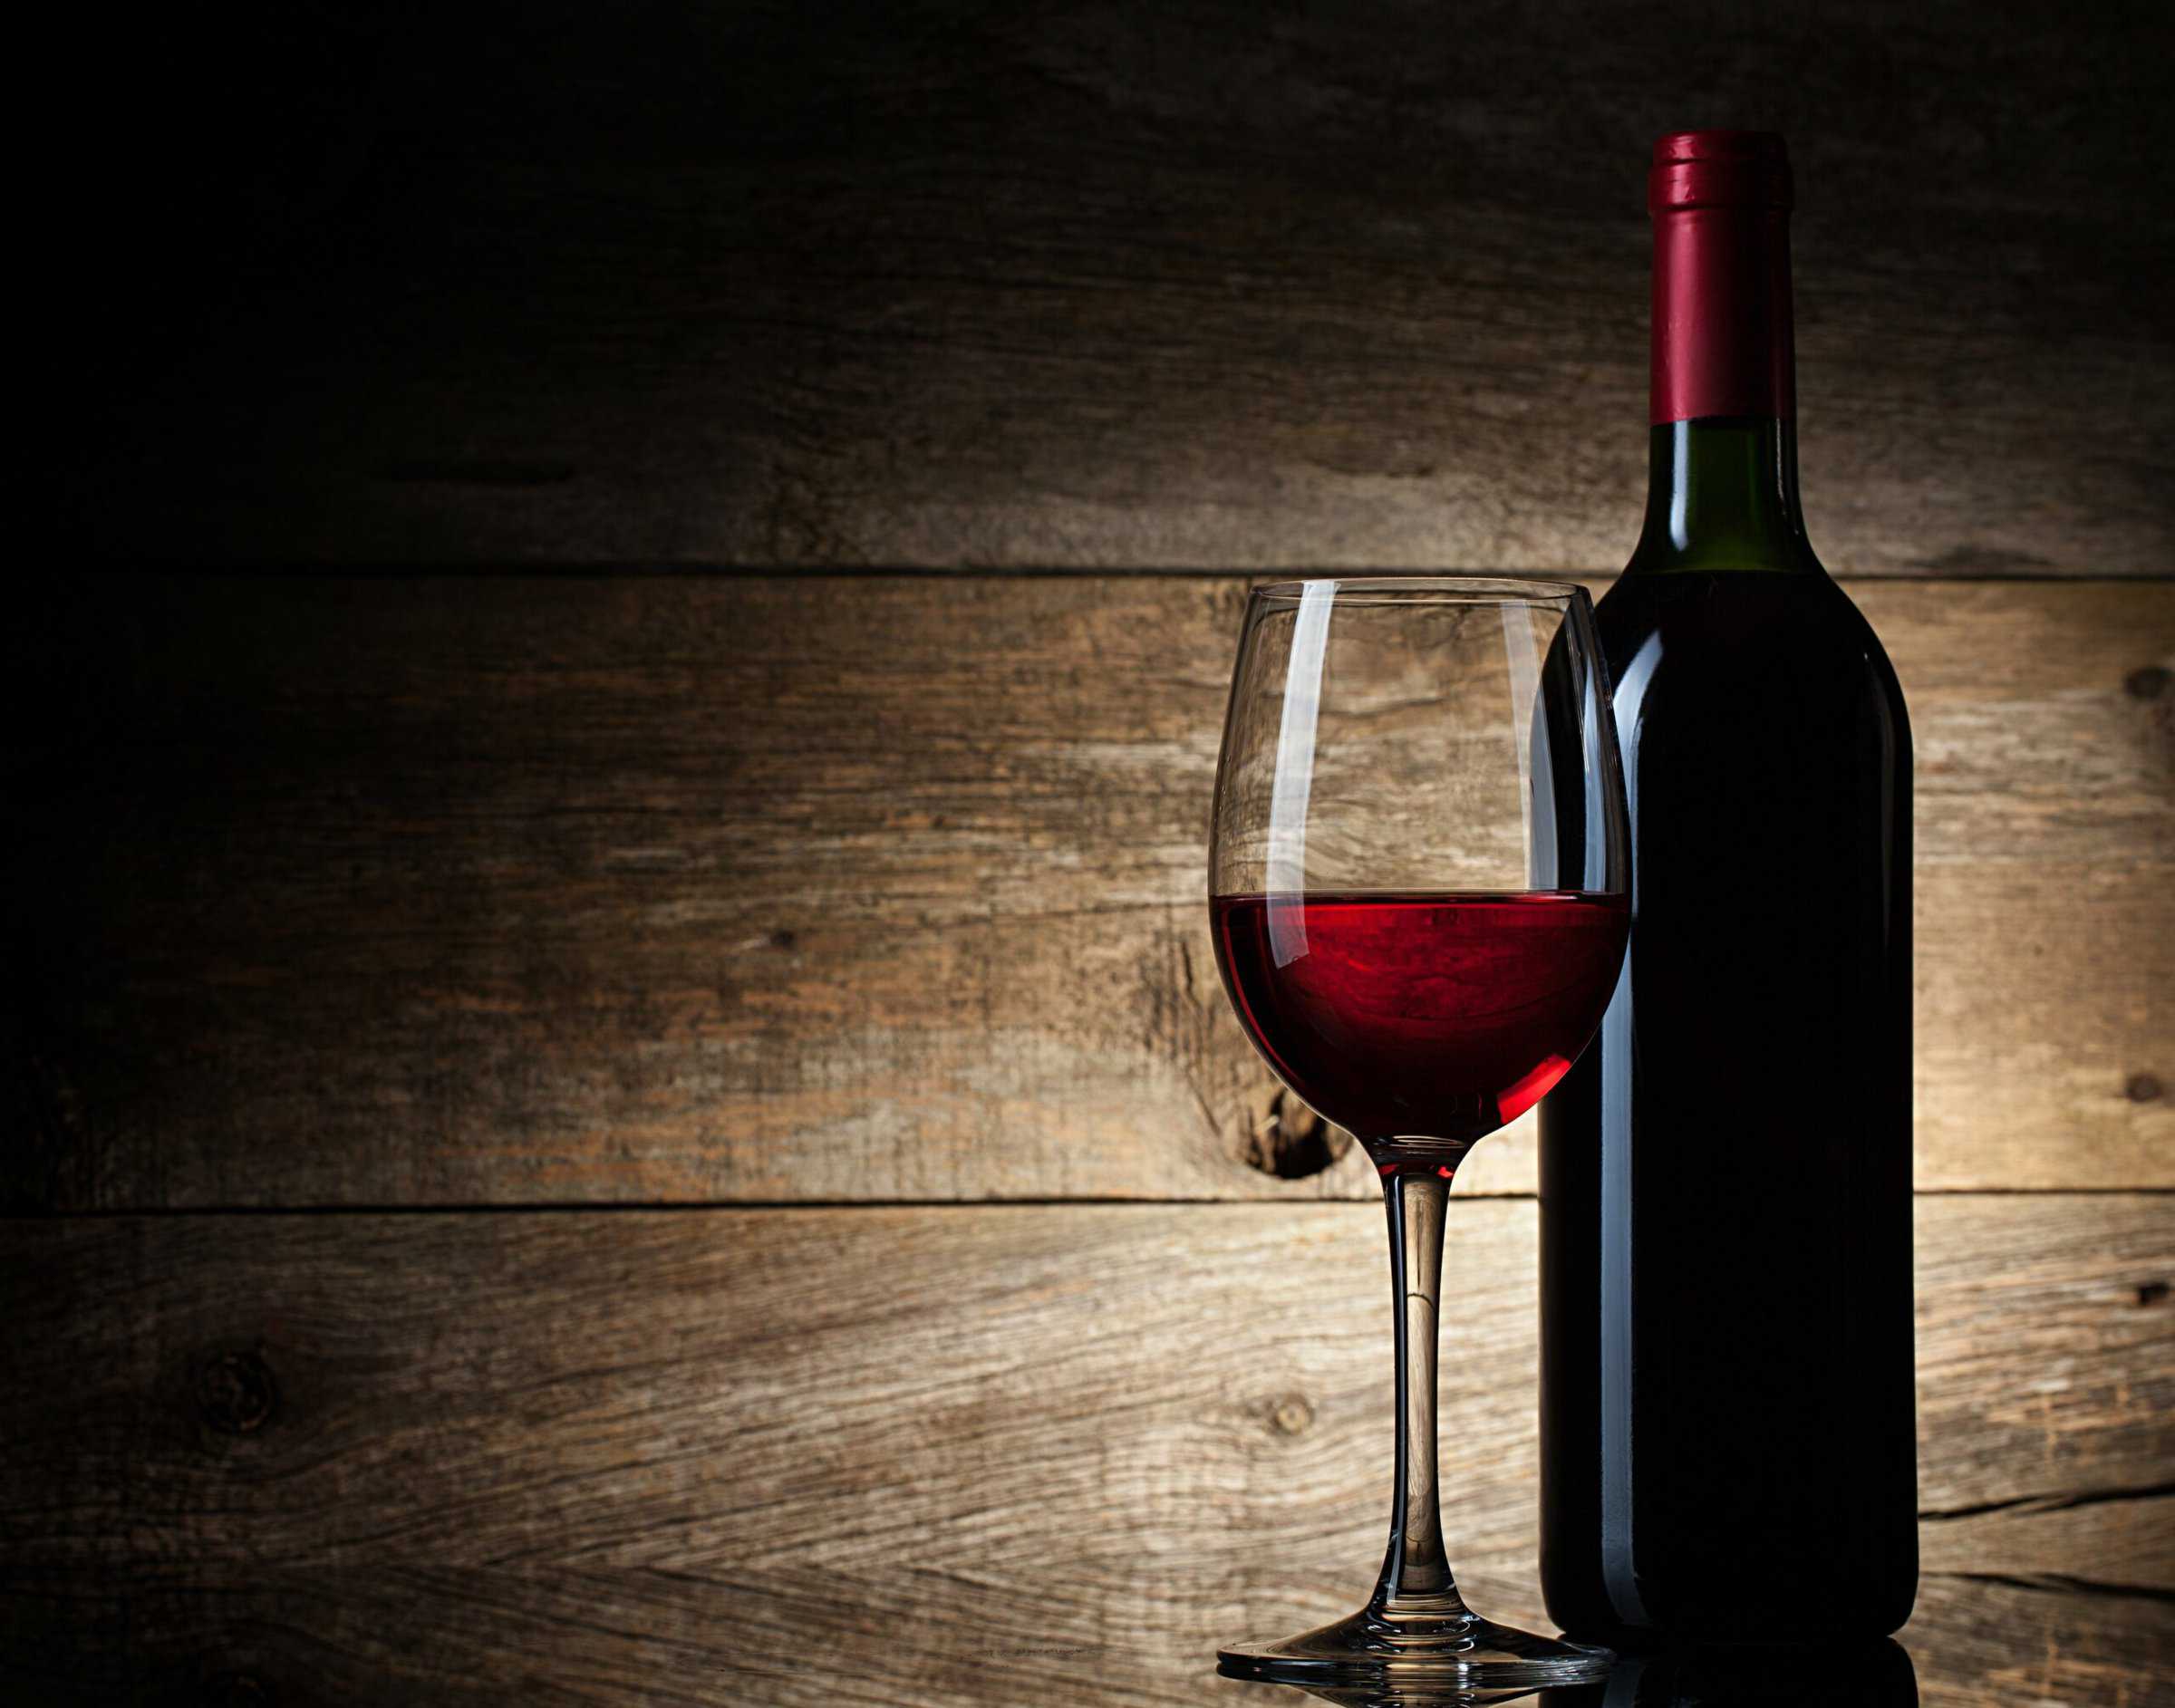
[1538, 132, 1918, 1644]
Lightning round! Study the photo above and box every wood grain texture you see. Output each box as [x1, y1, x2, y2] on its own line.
[53, 1, 2174, 573]
[8, 575, 2169, 1209]
[1, 1201, 2166, 1596]
[28, 8, 2174, 1698]
[1, 1571, 2165, 1707]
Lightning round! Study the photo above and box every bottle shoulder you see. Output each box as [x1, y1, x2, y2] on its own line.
[1597, 569, 1909, 736]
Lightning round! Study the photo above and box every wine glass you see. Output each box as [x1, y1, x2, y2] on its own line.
[1208, 577, 1630, 1689]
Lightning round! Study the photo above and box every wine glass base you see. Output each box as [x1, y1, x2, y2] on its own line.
[1219, 1607, 1612, 1691]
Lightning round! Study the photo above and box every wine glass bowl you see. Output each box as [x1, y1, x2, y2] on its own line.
[1206, 577, 1629, 1687]
[1210, 579, 1629, 1177]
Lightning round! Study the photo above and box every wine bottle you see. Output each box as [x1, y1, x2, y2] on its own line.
[1537, 131, 1917, 1642]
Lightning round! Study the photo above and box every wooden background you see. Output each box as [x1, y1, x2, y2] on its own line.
[10, 3, 2173, 1703]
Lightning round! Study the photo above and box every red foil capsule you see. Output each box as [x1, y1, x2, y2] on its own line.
[1648, 130, 1795, 425]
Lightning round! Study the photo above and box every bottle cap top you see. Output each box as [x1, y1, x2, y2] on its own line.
[1649, 130, 1793, 214]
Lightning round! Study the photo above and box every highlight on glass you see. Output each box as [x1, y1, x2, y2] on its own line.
[1207, 576, 1630, 1689]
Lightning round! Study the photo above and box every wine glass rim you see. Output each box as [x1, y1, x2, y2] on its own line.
[1247, 574, 1590, 604]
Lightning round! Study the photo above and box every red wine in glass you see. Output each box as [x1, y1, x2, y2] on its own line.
[1213, 891, 1628, 1162]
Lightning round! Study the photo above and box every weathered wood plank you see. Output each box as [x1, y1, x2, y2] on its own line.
[1919, 1493, 2175, 1594]
[1908, 1579, 2175, 1708]
[1, 1570, 2165, 1706]
[54, 2, 2174, 572]
[1, 1200, 2166, 1604]
[8, 576, 2168, 1208]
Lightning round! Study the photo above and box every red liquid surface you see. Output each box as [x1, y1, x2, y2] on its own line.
[1212, 892, 1628, 1156]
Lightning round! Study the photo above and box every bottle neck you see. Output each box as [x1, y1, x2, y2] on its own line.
[1629, 415, 1820, 574]
[1636, 177, 1819, 574]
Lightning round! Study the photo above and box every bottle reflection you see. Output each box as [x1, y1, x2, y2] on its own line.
[1262, 1640, 1917, 1708]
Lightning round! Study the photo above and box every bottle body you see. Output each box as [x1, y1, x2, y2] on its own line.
[1538, 553, 1917, 1641]
[1537, 135, 1918, 1643]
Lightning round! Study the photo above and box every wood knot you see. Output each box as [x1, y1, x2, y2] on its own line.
[1270, 1394, 1316, 1436]
[2125, 664, 2170, 700]
[2137, 1280, 2170, 1308]
[768, 928, 798, 950]
[1241, 1089, 1351, 1180]
[196, 1350, 277, 1435]
[2123, 1072, 2162, 1104]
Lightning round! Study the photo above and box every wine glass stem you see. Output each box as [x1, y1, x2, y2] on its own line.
[1373, 1169, 1467, 1616]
